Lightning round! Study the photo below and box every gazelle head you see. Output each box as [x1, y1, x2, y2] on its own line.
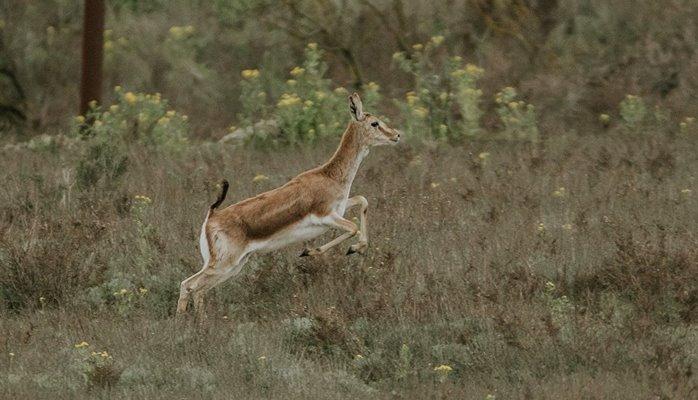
[349, 92, 401, 146]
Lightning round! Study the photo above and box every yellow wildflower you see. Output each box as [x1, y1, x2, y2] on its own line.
[439, 92, 449, 101]
[277, 93, 301, 107]
[406, 91, 419, 105]
[599, 114, 610, 124]
[139, 288, 148, 294]
[681, 189, 691, 194]
[184, 25, 195, 34]
[114, 85, 122, 92]
[75, 341, 89, 348]
[552, 187, 566, 197]
[74, 115, 85, 124]
[124, 91, 137, 105]
[307, 42, 318, 50]
[537, 222, 546, 232]
[134, 195, 152, 204]
[241, 69, 260, 79]
[287, 79, 297, 86]
[103, 41, 113, 51]
[430, 182, 441, 189]
[562, 223, 573, 230]
[334, 87, 348, 95]
[252, 174, 269, 183]
[465, 63, 484, 76]
[412, 43, 423, 51]
[354, 354, 364, 360]
[478, 152, 490, 161]
[413, 107, 429, 118]
[169, 26, 184, 38]
[9, 352, 14, 357]
[304, 100, 314, 108]
[166, 110, 176, 117]
[109, 105, 119, 113]
[93, 120, 103, 128]
[430, 35, 445, 46]
[365, 81, 380, 92]
[290, 66, 305, 77]
[508, 101, 519, 109]
[434, 364, 452, 373]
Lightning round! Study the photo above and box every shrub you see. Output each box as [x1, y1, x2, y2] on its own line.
[74, 88, 189, 189]
[270, 44, 348, 145]
[393, 36, 485, 141]
[619, 94, 648, 132]
[71, 342, 121, 389]
[495, 86, 539, 141]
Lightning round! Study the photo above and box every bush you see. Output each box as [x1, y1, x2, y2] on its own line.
[393, 36, 485, 141]
[74, 88, 189, 189]
[494, 87, 539, 141]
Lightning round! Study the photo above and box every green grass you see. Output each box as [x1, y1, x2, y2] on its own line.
[1, 130, 697, 399]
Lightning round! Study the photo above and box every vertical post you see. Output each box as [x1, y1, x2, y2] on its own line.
[79, 0, 105, 116]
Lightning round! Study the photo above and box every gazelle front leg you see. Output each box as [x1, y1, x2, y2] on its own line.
[346, 196, 368, 255]
[300, 212, 358, 257]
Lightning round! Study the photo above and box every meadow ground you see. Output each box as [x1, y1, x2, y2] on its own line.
[1, 131, 697, 399]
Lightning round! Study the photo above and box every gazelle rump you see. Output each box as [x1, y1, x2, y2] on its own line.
[177, 93, 400, 315]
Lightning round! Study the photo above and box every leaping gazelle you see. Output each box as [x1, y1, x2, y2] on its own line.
[177, 93, 400, 315]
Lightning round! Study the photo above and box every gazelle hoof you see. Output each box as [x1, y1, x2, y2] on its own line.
[346, 243, 367, 255]
[300, 248, 311, 257]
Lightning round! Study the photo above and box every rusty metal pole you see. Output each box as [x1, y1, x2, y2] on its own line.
[79, 0, 105, 116]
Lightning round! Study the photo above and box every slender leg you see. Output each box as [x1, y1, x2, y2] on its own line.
[190, 252, 250, 318]
[177, 265, 211, 315]
[346, 196, 368, 255]
[300, 212, 359, 257]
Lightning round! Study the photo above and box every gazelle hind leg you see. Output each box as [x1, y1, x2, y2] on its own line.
[177, 266, 209, 314]
[190, 252, 251, 317]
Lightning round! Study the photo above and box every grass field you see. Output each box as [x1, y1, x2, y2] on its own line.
[1, 129, 697, 399]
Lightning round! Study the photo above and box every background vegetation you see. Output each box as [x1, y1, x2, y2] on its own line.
[1, 0, 697, 398]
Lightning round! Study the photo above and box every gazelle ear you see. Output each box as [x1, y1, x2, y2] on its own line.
[348, 92, 365, 121]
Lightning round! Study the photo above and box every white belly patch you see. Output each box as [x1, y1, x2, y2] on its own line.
[251, 214, 330, 252]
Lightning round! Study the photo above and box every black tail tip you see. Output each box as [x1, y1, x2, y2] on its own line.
[210, 179, 229, 210]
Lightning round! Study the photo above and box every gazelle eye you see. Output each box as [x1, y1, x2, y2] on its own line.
[371, 121, 379, 127]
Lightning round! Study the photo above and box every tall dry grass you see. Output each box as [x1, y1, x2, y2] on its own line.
[1, 130, 697, 398]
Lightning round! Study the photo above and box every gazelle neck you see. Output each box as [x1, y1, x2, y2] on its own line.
[322, 122, 369, 186]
